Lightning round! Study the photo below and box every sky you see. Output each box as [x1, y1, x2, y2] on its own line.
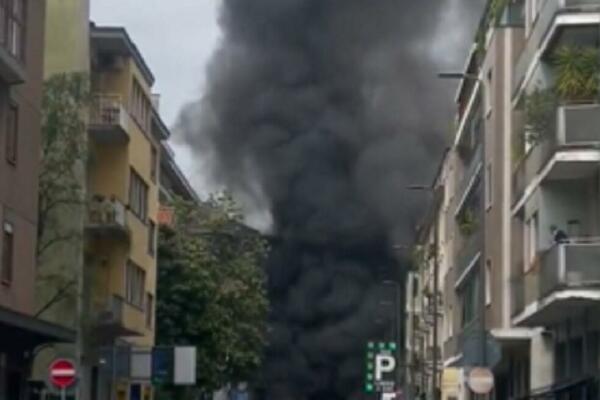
[90, 0, 222, 192]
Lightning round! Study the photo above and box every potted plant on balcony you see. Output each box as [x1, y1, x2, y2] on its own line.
[524, 88, 557, 146]
[553, 45, 600, 104]
[458, 208, 477, 236]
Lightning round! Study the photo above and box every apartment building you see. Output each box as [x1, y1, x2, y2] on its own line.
[411, 0, 600, 399]
[510, 0, 600, 397]
[35, 3, 172, 398]
[0, 0, 75, 399]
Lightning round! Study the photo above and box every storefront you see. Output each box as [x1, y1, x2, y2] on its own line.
[0, 306, 75, 400]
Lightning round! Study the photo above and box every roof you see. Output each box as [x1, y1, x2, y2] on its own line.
[159, 142, 200, 202]
[90, 24, 155, 86]
[152, 109, 170, 141]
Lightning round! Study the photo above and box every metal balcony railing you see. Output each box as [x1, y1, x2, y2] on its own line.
[89, 95, 131, 141]
[87, 195, 128, 230]
[539, 240, 600, 298]
[513, 0, 600, 94]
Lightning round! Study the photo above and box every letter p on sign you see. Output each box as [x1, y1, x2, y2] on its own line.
[375, 354, 396, 380]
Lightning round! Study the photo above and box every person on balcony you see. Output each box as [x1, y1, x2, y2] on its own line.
[550, 225, 569, 244]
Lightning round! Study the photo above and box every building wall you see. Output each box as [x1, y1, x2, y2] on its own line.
[89, 53, 159, 347]
[44, 0, 90, 75]
[0, 0, 46, 314]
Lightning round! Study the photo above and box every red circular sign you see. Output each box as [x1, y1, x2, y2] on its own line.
[49, 359, 76, 389]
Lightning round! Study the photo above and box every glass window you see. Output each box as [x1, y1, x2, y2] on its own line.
[129, 169, 148, 221]
[125, 261, 145, 308]
[1, 221, 14, 284]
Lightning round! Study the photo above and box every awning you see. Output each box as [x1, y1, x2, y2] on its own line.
[0, 306, 75, 349]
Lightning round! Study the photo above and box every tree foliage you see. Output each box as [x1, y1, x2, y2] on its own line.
[36, 72, 89, 316]
[156, 194, 269, 392]
[553, 46, 600, 103]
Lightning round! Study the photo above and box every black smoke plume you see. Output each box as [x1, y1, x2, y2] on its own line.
[176, 1, 482, 399]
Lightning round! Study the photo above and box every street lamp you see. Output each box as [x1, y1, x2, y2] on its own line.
[408, 184, 441, 400]
[381, 279, 403, 391]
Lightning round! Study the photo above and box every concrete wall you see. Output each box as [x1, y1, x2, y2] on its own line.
[44, 0, 90, 75]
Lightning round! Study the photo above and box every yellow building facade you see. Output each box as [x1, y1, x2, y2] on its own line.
[87, 25, 167, 349]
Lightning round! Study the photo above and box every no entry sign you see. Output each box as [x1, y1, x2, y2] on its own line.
[49, 359, 76, 389]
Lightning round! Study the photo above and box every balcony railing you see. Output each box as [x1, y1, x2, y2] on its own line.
[87, 195, 128, 232]
[96, 295, 145, 337]
[513, 0, 600, 94]
[512, 104, 600, 202]
[539, 240, 600, 297]
[89, 94, 131, 142]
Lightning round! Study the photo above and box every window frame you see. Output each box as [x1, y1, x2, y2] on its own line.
[1, 220, 14, 286]
[150, 146, 158, 183]
[128, 168, 148, 222]
[125, 261, 146, 309]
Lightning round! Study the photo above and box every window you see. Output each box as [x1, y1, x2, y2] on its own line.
[130, 79, 151, 132]
[0, 0, 26, 61]
[150, 146, 158, 182]
[129, 169, 148, 221]
[525, 212, 539, 271]
[125, 261, 145, 308]
[146, 293, 153, 329]
[148, 221, 155, 256]
[1, 221, 14, 285]
[5, 104, 17, 165]
[485, 259, 492, 306]
[485, 163, 493, 210]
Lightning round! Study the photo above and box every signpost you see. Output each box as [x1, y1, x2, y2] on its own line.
[467, 367, 494, 395]
[365, 341, 398, 398]
[49, 359, 76, 400]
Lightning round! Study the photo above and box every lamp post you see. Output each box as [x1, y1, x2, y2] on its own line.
[438, 71, 488, 370]
[408, 184, 442, 400]
[381, 279, 403, 391]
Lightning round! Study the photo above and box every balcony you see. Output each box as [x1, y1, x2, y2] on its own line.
[86, 195, 130, 241]
[513, 0, 600, 94]
[89, 94, 132, 143]
[443, 334, 459, 363]
[454, 227, 483, 286]
[512, 104, 600, 204]
[513, 240, 600, 327]
[95, 295, 146, 338]
[455, 145, 483, 213]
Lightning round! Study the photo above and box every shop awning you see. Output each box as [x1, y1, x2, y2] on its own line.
[0, 306, 75, 349]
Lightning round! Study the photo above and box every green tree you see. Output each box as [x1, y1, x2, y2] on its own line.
[36, 72, 89, 317]
[156, 194, 269, 395]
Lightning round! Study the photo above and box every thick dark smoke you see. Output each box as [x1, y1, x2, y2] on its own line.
[176, 1, 482, 399]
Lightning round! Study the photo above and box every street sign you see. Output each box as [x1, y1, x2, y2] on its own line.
[365, 341, 397, 394]
[467, 367, 494, 394]
[49, 359, 76, 389]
